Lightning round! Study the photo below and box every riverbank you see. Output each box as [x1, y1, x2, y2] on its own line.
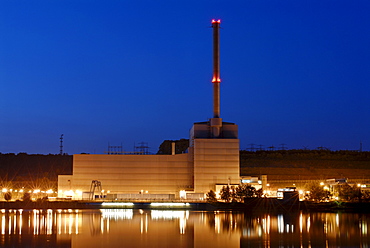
[0, 199, 369, 212]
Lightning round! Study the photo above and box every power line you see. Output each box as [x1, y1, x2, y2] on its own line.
[279, 143, 287, 150]
[59, 134, 63, 155]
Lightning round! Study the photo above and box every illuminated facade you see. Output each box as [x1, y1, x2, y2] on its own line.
[58, 19, 240, 199]
[58, 153, 192, 198]
[190, 121, 239, 193]
[58, 121, 239, 199]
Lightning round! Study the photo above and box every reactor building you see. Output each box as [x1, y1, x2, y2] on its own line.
[58, 20, 240, 200]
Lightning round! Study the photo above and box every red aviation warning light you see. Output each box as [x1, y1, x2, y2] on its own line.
[212, 77, 221, 83]
[211, 19, 221, 24]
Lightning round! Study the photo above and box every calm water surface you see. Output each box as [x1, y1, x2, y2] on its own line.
[0, 208, 369, 247]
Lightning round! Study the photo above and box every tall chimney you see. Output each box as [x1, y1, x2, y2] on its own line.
[210, 19, 222, 137]
[212, 19, 221, 118]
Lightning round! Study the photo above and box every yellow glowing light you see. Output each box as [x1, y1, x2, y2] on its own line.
[179, 190, 186, 199]
[100, 209, 133, 219]
[101, 202, 134, 207]
[64, 190, 74, 196]
[151, 210, 187, 219]
[1, 188, 7, 193]
[150, 203, 190, 207]
[33, 189, 40, 194]
[19, 189, 23, 193]
[215, 191, 220, 199]
[46, 189, 54, 194]
[320, 182, 324, 186]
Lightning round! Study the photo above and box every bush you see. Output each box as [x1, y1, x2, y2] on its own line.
[22, 193, 32, 202]
[219, 184, 263, 203]
[4, 192, 11, 201]
[306, 184, 331, 202]
[338, 183, 361, 202]
[220, 186, 231, 202]
[206, 190, 217, 202]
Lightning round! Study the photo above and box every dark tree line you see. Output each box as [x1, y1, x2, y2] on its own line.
[157, 139, 189, 155]
[206, 185, 263, 203]
[0, 153, 72, 182]
[306, 183, 367, 202]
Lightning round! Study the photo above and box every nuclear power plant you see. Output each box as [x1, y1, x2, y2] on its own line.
[58, 20, 240, 200]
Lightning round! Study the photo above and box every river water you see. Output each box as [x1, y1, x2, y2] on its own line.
[0, 208, 369, 247]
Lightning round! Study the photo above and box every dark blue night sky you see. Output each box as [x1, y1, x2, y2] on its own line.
[1, 0, 369, 154]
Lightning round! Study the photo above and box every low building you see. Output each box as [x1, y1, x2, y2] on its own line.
[58, 121, 240, 200]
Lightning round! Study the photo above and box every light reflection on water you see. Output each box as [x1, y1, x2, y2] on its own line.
[0, 209, 369, 247]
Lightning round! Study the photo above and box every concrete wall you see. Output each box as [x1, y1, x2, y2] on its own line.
[58, 121, 241, 199]
[58, 153, 192, 198]
[193, 139, 240, 193]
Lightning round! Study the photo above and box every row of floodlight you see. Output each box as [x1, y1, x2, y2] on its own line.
[1, 188, 56, 194]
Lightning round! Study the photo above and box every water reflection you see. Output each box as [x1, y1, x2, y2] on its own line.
[0, 209, 369, 247]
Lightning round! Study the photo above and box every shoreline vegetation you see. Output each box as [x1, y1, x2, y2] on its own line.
[0, 199, 370, 213]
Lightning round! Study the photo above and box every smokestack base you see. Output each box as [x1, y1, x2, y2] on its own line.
[210, 118, 222, 138]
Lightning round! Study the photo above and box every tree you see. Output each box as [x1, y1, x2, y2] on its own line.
[230, 186, 238, 202]
[361, 191, 370, 201]
[307, 184, 331, 202]
[219, 184, 263, 203]
[338, 183, 362, 202]
[157, 139, 189, 154]
[236, 184, 258, 201]
[255, 188, 263, 198]
[23, 193, 31, 202]
[206, 190, 217, 202]
[4, 192, 11, 201]
[220, 186, 231, 202]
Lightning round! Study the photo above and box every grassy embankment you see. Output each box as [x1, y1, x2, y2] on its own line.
[240, 150, 370, 181]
